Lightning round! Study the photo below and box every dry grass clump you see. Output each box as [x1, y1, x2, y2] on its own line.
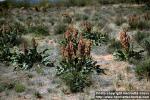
[128, 14, 150, 30]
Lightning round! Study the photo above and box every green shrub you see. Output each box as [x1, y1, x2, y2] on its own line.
[54, 23, 67, 35]
[135, 59, 150, 80]
[142, 37, 150, 55]
[14, 83, 26, 93]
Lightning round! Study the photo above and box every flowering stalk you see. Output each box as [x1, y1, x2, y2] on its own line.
[119, 31, 130, 52]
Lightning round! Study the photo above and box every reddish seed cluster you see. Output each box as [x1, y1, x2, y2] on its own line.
[119, 31, 130, 52]
[61, 27, 92, 60]
[81, 21, 92, 33]
[65, 26, 78, 40]
[128, 14, 140, 24]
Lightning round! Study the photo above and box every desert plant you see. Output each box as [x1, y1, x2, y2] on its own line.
[113, 49, 128, 61]
[119, 31, 130, 53]
[27, 25, 49, 36]
[14, 83, 26, 93]
[128, 15, 150, 30]
[74, 13, 89, 21]
[134, 31, 150, 55]
[113, 31, 144, 61]
[11, 38, 52, 70]
[114, 16, 126, 26]
[11, 39, 41, 70]
[54, 23, 67, 35]
[57, 27, 102, 92]
[142, 37, 150, 55]
[81, 21, 109, 46]
[0, 82, 15, 92]
[62, 13, 72, 24]
[135, 59, 150, 80]
[0, 24, 21, 47]
[134, 31, 149, 43]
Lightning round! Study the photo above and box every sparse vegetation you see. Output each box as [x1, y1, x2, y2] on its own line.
[135, 59, 150, 80]
[14, 83, 26, 93]
[27, 25, 49, 36]
[108, 39, 122, 53]
[54, 23, 67, 35]
[0, 1, 150, 99]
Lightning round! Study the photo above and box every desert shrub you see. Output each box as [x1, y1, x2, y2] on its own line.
[134, 31, 150, 55]
[135, 59, 150, 80]
[134, 31, 149, 43]
[62, 14, 72, 24]
[57, 27, 102, 92]
[0, 83, 5, 92]
[14, 83, 26, 93]
[28, 25, 49, 36]
[81, 21, 109, 46]
[54, 23, 67, 35]
[128, 15, 150, 30]
[114, 16, 126, 26]
[83, 32, 109, 46]
[0, 81, 16, 92]
[108, 39, 122, 53]
[0, 25, 21, 63]
[142, 37, 150, 55]
[74, 13, 89, 21]
[0, 24, 21, 47]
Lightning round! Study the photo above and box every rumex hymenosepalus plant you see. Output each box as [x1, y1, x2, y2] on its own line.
[113, 31, 144, 61]
[57, 27, 102, 92]
[11, 38, 53, 70]
[11, 38, 42, 70]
